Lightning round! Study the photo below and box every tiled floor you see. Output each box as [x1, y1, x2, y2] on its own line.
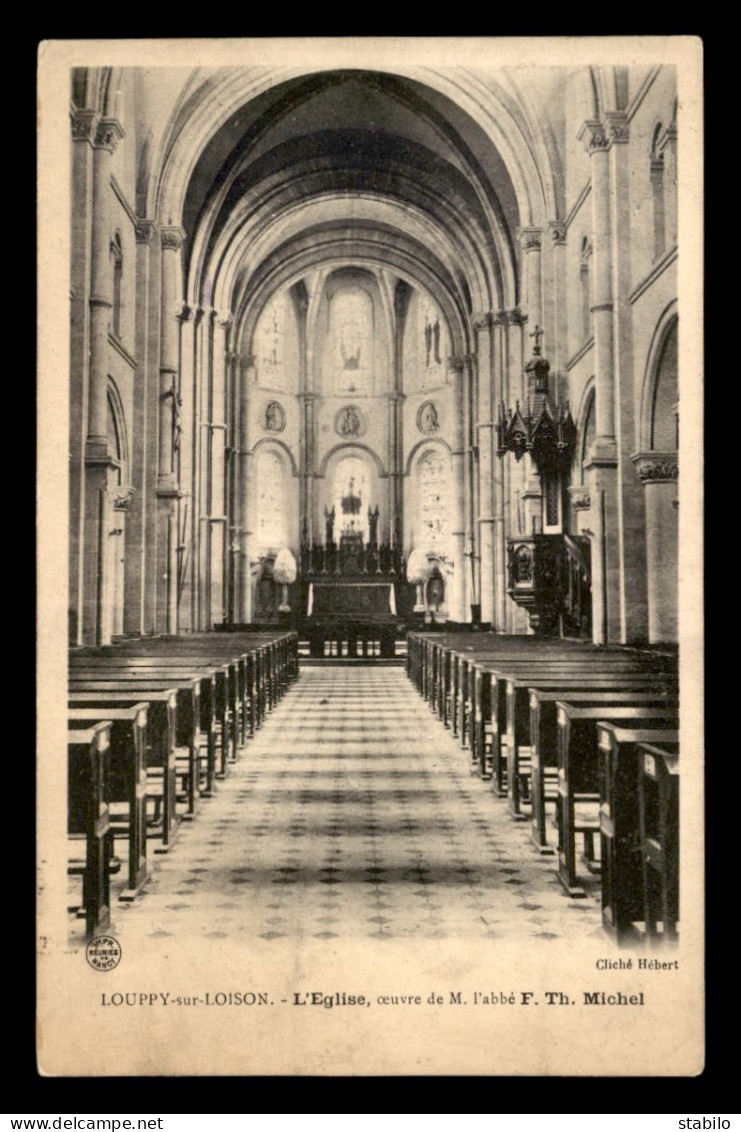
[71, 665, 603, 944]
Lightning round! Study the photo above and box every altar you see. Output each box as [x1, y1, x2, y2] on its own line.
[302, 579, 403, 658]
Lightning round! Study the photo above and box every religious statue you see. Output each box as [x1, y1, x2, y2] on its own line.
[264, 400, 284, 432]
[324, 505, 335, 546]
[338, 405, 361, 437]
[418, 401, 440, 434]
[368, 504, 379, 546]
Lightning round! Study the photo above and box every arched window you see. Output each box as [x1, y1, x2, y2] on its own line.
[328, 287, 374, 394]
[580, 237, 592, 343]
[650, 124, 666, 261]
[255, 450, 286, 548]
[419, 449, 449, 548]
[580, 389, 596, 484]
[333, 456, 370, 540]
[111, 233, 123, 338]
[255, 290, 298, 390]
[651, 319, 678, 450]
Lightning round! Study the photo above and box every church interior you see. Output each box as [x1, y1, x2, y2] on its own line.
[63, 59, 684, 947]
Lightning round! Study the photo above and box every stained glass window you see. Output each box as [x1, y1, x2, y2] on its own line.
[420, 449, 448, 547]
[255, 450, 286, 546]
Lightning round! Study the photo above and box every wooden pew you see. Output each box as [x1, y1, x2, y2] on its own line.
[501, 667, 677, 810]
[483, 662, 673, 796]
[87, 644, 244, 758]
[70, 658, 228, 779]
[68, 722, 113, 938]
[528, 687, 679, 855]
[638, 741, 680, 944]
[597, 724, 680, 941]
[556, 705, 679, 899]
[68, 704, 150, 901]
[68, 675, 203, 817]
[68, 689, 180, 851]
[69, 665, 219, 797]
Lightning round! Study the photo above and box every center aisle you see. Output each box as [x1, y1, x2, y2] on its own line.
[110, 666, 602, 944]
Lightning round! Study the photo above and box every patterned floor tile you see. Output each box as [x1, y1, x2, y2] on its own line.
[71, 665, 602, 944]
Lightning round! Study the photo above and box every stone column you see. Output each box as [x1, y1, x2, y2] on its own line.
[607, 111, 649, 642]
[387, 392, 405, 551]
[69, 108, 97, 645]
[300, 392, 318, 545]
[209, 311, 231, 628]
[226, 350, 240, 623]
[448, 357, 467, 622]
[475, 313, 496, 627]
[82, 116, 125, 645]
[195, 308, 213, 630]
[503, 309, 530, 633]
[123, 219, 156, 636]
[237, 353, 254, 623]
[548, 222, 568, 390]
[632, 454, 679, 643]
[578, 119, 620, 643]
[294, 287, 311, 545]
[157, 226, 186, 634]
[491, 313, 508, 631]
[177, 304, 196, 632]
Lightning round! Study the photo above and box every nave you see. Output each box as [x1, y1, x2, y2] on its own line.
[69, 665, 602, 948]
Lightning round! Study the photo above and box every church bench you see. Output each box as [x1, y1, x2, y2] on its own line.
[82, 645, 246, 754]
[637, 740, 680, 944]
[67, 722, 113, 938]
[68, 703, 150, 902]
[528, 687, 679, 855]
[596, 724, 680, 941]
[456, 646, 640, 755]
[556, 705, 679, 899]
[69, 657, 231, 775]
[472, 659, 668, 791]
[68, 675, 204, 817]
[68, 689, 180, 851]
[502, 667, 678, 810]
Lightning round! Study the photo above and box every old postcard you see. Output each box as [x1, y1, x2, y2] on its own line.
[37, 35, 704, 1077]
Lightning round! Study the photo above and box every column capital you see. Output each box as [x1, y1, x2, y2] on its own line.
[549, 220, 567, 246]
[503, 307, 527, 326]
[112, 485, 136, 512]
[568, 485, 591, 511]
[631, 451, 678, 483]
[472, 311, 497, 332]
[135, 219, 157, 245]
[93, 117, 125, 153]
[387, 391, 406, 404]
[179, 303, 196, 323]
[160, 225, 187, 252]
[215, 309, 233, 331]
[519, 227, 543, 252]
[70, 108, 98, 144]
[578, 119, 609, 154]
[602, 111, 630, 146]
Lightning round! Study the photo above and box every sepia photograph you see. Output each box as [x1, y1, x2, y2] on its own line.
[37, 35, 704, 1077]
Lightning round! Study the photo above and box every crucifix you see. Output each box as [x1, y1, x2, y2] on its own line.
[529, 324, 544, 355]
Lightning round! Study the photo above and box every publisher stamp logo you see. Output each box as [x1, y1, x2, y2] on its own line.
[86, 935, 122, 971]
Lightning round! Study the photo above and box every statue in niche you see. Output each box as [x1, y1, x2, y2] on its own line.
[337, 405, 361, 437]
[264, 400, 285, 433]
[324, 505, 335, 546]
[368, 505, 379, 546]
[424, 316, 441, 367]
[418, 401, 440, 435]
